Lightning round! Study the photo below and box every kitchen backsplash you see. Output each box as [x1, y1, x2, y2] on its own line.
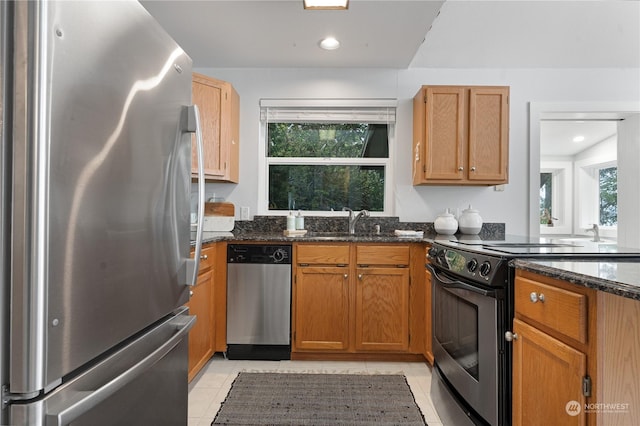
[234, 215, 505, 240]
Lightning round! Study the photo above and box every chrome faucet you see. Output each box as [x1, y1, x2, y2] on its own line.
[586, 224, 600, 242]
[342, 207, 370, 234]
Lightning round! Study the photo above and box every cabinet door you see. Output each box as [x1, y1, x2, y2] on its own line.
[512, 318, 586, 426]
[467, 87, 509, 182]
[355, 268, 409, 352]
[294, 267, 350, 351]
[424, 267, 433, 364]
[423, 86, 466, 181]
[192, 75, 225, 179]
[186, 269, 214, 382]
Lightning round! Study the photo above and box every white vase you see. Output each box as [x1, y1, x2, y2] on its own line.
[434, 209, 458, 235]
[458, 205, 483, 235]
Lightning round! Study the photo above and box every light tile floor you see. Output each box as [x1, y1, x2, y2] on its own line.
[188, 354, 443, 426]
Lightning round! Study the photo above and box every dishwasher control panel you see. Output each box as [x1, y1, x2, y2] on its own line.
[227, 244, 292, 264]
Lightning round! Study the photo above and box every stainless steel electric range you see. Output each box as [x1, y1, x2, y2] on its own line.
[427, 235, 640, 426]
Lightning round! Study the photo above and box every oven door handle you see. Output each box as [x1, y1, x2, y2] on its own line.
[427, 264, 496, 298]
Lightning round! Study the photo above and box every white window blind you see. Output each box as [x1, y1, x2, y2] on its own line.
[260, 99, 396, 124]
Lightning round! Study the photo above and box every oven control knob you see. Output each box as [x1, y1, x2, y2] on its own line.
[479, 261, 492, 277]
[427, 247, 439, 259]
[467, 259, 478, 272]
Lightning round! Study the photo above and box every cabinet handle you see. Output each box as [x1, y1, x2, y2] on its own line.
[530, 292, 545, 303]
[358, 274, 363, 280]
[458, 166, 464, 171]
[200, 254, 208, 260]
[470, 166, 476, 172]
[505, 331, 519, 341]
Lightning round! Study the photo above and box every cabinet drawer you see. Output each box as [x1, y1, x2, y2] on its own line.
[191, 245, 215, 272]
[515, 277, 588, 343]
[297, 244, 350, 265]
[356, 245, 409, 266]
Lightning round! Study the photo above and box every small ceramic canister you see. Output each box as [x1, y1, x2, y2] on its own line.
[434, 209, 458, 235]
[458, 204, 483, 235]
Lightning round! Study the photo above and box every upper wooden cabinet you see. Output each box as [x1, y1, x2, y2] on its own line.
[192, 73, 239, 183]
[412, 85, 509, 185]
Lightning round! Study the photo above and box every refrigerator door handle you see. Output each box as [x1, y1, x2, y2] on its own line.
[44, 314, 196, 426]
[183, 104, 205, 286]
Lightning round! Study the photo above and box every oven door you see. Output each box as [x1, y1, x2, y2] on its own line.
[429, 264, 498, 425]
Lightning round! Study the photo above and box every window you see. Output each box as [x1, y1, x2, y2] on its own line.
[539, 161, 572, 235]
[259, 100, 395, 214]
[599, 166, 617, 226]
[539, 172, 553, 225]
[575, 158, 617, 238]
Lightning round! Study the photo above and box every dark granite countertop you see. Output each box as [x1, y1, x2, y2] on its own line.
[190, 216, 505, 246]
[192, 230, 437, 245]
[512, 259, 640, 301]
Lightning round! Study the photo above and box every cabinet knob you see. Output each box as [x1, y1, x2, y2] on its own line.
[344, 274, 348, 279]
[470, 166, 476, 172]
[458, 166, 464, 171]
[200, 254, 208, 260]
[189, 290, 193, 297]
[505, 331, 519, 341]
[358, 274, 363, 280]
[530, 292, 545, 303]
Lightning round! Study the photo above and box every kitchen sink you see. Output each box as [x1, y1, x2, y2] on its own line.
[304, 232, 355, 240]
[303, 232, 391, 240]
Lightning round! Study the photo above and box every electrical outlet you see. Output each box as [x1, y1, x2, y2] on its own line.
[494, 184, 505, 192]
[240, 206, 250, 220]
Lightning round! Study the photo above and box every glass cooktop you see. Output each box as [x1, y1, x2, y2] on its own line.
[438, 235, 640, 258]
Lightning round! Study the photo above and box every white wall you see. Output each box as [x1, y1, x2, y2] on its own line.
[618, 114, 640, 248]
[194, 67, 640, 236]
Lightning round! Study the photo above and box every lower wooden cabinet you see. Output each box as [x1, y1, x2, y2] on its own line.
[186, 244, 216, 382]
[293, 243, 413, 356]
[355, 267, 409, 352]
[512, 318, 587, 425]
[294, 266, 350, 351]
[424, 265, 433, 364]
[512, 270, 595, 426]
[512, 269, 640, 425]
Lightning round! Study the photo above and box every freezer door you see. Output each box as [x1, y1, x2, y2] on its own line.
[9, 310, 195, 426]
[9, 0, 193, 394]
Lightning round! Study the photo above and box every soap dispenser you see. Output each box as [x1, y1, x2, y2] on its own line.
[295, 210, 305, 230]
[286, 211, 296, 231]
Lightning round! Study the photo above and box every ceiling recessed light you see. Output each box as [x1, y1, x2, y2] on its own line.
[303, 0, 349, 10]
[573, 135, 585, 143]
[319, 37, 340, 50]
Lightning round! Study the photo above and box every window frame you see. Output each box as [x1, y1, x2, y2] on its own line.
[575, 159, 618, 238]
[257, 99, 396, 216]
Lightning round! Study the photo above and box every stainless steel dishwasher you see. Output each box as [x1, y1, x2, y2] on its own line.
[226, 244, 292, 360]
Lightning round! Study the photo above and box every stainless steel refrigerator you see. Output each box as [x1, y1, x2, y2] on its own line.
[1, 1, 205, 424]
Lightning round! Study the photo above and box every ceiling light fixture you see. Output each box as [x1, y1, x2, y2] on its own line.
[573, 135, 585, 143]
[319, 37, 340, 50]
[303, 0, 349, 10]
